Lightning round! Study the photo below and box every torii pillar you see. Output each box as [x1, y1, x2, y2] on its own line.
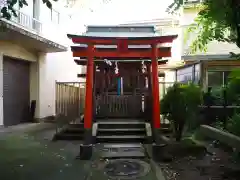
[151, 43, 165, 162]
[151, 43, 161, 129]
[78, 43, 94, 160]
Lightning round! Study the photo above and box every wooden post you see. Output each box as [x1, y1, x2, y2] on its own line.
[84, 43, 94, 129]
[151, 43, 161, 129]
[223, 89, 227, 129]
[92, 64, 97, 122]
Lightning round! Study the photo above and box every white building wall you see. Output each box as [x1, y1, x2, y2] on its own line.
[35, 2, 85, 118]
[37, 50, 82, 118]
[156, 19, 182, 83]
[8, 0, 86, 119]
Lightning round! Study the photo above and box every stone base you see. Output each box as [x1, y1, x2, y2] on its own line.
[152, 143, 167, 162]
[83, 128, 93, 144]
[152, 128, 161, 144]
[77, 144, 93, 160]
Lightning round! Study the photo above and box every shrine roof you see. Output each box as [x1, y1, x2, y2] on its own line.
[71, 46, 171, 51]
[67, 34, 178, 45]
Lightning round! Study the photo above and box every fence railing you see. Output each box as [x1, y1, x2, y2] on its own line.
[55, 82, 86, 123]
[199, 88, 240, 129]
[4, 8, 43, 33]
[159, 81, 175, 99]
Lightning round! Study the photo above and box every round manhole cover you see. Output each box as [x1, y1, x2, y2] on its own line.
[104, 159, 150, 179]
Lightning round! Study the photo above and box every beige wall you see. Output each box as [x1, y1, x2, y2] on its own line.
[0, 41, 38, 62]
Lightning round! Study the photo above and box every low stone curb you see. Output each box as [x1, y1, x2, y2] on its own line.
[0, 122, 56, 134]
[200, 125, 240, 150]
[150, 159, 166, 180]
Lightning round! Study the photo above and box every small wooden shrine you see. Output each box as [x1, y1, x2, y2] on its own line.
[67, 34, 177, 141]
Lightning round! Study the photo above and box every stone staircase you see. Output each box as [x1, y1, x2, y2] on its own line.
[96, 120, 148, 144]
[53, 123, 84, 141]
[53, 119, 172, 143]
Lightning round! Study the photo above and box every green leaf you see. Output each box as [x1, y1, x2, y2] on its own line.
[12, 9, 18, 17]
[1, 7, 8, 14]
[167, 0, 240, 52]
[11, 0, 18, 5]
[21, 0, 28, 6]
[46, 1, 52, 9]
[19, 1, 24, 8]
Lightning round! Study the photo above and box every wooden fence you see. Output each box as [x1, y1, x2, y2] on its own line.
[55, 82, 86, 122]
[95, 94, 143, 118]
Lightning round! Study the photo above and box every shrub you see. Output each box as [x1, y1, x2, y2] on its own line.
[211, 87, 225, 105]
[161, 83, 202, 141]
[227, 113, 240, 137]
[226, 69, 240, 105]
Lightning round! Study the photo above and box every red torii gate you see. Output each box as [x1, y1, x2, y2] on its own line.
[67, 34, 177, 130]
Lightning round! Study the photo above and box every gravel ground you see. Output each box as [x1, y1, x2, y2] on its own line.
[0, 123, 89, 180]
[159, 141, 240, 180]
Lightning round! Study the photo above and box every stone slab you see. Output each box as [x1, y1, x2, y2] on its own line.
[101, 151, 145, 159]
[99, 143, 145, 159]
[200, 125, 240, 150]
[103, 143, 143, 148]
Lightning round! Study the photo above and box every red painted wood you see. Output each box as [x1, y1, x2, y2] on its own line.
[118, 40, 128, 52]
[72, 48, 171, 58]
[84, 44, 94, 129]
[74, 59, 168, 66]
[68, 34, 177, 45]
[151, 44, 161, 129]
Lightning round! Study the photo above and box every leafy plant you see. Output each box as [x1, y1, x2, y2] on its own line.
[227, 113, 240, 137]
[161, 83, 202, 141]
[213, 120, 225, 130]
[210, 87, 225, 105]
[167, 0, 240, 54]
[226, 69, 240, 105]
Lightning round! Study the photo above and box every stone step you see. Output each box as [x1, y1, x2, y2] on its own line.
[97, 121, 146, 125]
[102, 143, 143, 148]
[63, 128, 84, 134]
[97, 129, 146, 136]
[68, 123, 84, 128]
[96, 135, 147, 143]
[54, 133, 84, 140]
[97, 135, 146, 139]
[98, 128, 145, 131]
[98, 123, 145, 129]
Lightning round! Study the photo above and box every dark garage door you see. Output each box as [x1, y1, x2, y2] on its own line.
[3, 56, 30, 126]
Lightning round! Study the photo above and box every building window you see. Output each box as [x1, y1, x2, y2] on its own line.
[223, 71, 231, 85]
[177, 66, 193, 83]
[207, 71, 222, 87]
[207, 71, 231, 88]
[194, 71, 200, 84]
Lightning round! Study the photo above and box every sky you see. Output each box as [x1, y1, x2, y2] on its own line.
[78, 0, 173, 25]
